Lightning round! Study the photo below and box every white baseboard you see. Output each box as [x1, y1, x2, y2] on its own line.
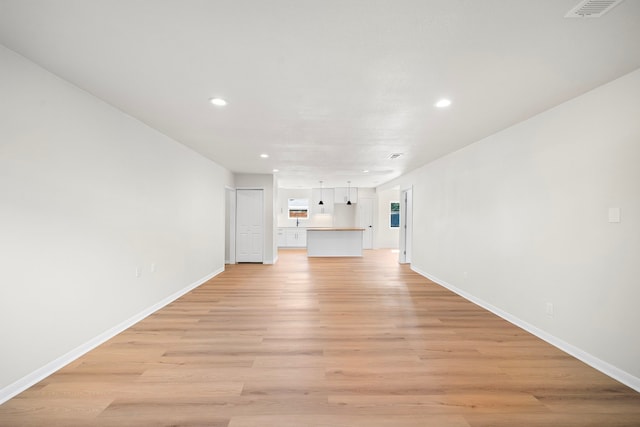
[0, 268, 224, 405]
[411, 265, 640, 394]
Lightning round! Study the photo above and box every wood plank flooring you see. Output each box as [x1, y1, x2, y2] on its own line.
[1, 249, 639, 426]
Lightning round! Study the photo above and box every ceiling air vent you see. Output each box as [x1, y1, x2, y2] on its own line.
[565, 0, 625, 18]
[389, 153, 403, 160]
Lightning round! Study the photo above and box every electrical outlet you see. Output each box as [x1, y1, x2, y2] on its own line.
[135, 267, 141, 278]
[546, 302, 554, 318]
[150, 263, 156, 273]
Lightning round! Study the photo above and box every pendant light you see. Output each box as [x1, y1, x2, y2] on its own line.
[318, 181, 324, 205]
[347, 181, 352, 205]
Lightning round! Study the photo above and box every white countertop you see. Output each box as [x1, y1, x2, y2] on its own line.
[307, 228, 365, 231]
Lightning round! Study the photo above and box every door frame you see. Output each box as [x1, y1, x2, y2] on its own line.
[225, 186, 236, 264]
[399, 186, 413, 264]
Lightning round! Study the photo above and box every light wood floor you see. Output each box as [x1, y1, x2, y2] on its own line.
[1, 249, 639, 426]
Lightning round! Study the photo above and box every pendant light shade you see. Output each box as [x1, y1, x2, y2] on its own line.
[318, 181, 324, 205]
[347, 181, 352, 205]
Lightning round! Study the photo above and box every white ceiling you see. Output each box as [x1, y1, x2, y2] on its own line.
[1, 0, 639, 188]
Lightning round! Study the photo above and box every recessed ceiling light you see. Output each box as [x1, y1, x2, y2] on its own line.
[435, 98, 452, 108]
[362, 170, 369, 173]
[260, 154, 269, 158]
[209, 97, 227, 106]
[272, 169, 279, 173]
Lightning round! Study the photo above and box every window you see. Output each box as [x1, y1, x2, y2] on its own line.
[390, 202, 400, 228]
[288, 198, 309, 219]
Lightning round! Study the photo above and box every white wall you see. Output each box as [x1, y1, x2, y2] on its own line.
[384, 68, 640, 389]
[0, 46, 233, 398]
[333, 204, 357, 228]
[376, 187, 400, 248]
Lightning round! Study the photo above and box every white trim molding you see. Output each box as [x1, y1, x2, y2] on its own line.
[411, 265, 640, 394]
[0, 268, 224, 404]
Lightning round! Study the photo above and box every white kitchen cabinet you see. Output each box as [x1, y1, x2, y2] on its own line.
[311, 188, 334, 215]
[307, 228, 364, 257]
[287, 229, 307, 247]
[277, 228, 287, 247]
[278, 228, 307, 247]
[334, 187, 358, 204]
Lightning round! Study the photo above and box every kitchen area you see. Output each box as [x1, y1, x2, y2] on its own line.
[276, 185, 376, 257]
[226, 174, 401, 265]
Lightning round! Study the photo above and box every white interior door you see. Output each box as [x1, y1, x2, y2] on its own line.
[358, 198, 374, 249]
[236, 189, 263, 263]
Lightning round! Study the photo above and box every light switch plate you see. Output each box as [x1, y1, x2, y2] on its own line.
[608, 207, 621, 223]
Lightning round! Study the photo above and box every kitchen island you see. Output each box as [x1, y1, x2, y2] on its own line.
[306, 228, 364, 257]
